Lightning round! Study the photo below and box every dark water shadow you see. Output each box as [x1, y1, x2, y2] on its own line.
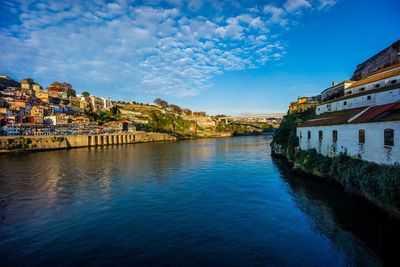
[272, 156, 400, 266]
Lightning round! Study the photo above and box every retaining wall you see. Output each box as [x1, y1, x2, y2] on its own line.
[0, 132, 176, 152]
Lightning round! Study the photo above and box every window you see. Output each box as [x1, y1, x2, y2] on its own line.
[319, 130, 323, 141]
[375, 84, 380, 88]
[343, 101, 347, 106]
[307, 131, 311, 140]
[384, 129, 394, 146]
[391, 79, 397, 85]
[360, 87, 365, 92]
[299, 131, 302, 139]
[359, 129, 365, 144]
[347, 91, 352, 95]
[332, 130, 338, 143]
[367, 95, 371, 100]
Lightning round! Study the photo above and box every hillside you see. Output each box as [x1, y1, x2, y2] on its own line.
[114, 102, 265, 138]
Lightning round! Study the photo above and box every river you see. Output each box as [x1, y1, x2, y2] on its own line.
[0, 135, 399, 266]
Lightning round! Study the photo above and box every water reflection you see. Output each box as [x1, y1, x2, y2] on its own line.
[0, 136, 399, 266]
[273, 157, 400, 266]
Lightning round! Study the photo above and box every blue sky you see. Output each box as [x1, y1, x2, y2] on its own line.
[0, 0, 399, 115]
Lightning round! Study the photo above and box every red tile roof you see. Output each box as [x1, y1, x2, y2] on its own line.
[299, 101, 400, 127]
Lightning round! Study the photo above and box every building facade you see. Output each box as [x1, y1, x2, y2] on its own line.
[297, 41, 400, 165]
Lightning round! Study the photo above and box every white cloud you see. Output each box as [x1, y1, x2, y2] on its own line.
[284, 0, 312, 13]
[318, 0, 337, 10]
[0, 0, 335, 98]
[263, 5, 288, 26]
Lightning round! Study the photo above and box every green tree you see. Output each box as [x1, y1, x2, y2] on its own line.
[82, 91, 90, 97]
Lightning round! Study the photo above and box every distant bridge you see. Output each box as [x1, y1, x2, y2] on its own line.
[216, 113, 286, 124]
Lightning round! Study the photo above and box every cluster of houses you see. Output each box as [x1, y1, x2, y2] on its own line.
[0, 76, 123, 136]
[294, 40, 400, 165]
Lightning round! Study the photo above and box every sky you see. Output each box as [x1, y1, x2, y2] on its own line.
[0, 0, 399, 115]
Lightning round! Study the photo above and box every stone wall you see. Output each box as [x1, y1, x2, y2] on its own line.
[0, 132, 176, 152]
[351, 40, 400, 81]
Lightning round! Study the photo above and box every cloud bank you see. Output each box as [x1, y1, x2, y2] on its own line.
[0, 0, 336, 97]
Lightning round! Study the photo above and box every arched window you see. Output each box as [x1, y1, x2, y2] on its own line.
[319, 130, 323, 141]
[358, 129, 365, 144]
[384, 129, 394, 146]
[332, 130, 338, 143]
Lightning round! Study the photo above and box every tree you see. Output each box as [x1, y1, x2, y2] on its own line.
[82, 91, 90, 97]
[168, 104, 182, 114]
[154, 98, 168, 108]
[182, 108, 192, 116]
[193, 111, 206, 117]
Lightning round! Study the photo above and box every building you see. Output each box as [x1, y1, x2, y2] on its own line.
[102, 97, 113, 110]
[351, 40, 400, 81]
[289, 97, 319, 114]
[297, 42, 400, 165]
[297, 102, 400, 164]
[0, 75, 19, 90]
[320, 81, 354, 102]
[35, 90, 49, 103]
[44, 114, 70, 125]
[316, 65, 400, 115]
[20, 78, 42, 93]
[89, 96, 105, 113]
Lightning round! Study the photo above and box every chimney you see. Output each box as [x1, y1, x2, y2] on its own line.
[332, 81, 337, 87]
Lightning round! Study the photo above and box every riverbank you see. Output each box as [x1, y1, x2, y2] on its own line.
[271, 111, 400, 219]
[0, 132, 176, 153]
[0, 131, 263, 153]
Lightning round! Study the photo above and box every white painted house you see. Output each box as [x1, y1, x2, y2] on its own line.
[297, 64, 400, 165]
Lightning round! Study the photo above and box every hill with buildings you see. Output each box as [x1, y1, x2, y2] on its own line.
[0, 77, 279, 138]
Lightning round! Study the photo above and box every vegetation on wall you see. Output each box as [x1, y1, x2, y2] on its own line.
[272, 108, 315, 160]
[295, 149, 400, 212]
[272, 107, 400, 215]
[137, 110, 196, 135]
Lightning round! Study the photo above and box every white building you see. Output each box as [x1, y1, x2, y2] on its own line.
[316, 65, 400, 115]
[298, 64, 400, 165]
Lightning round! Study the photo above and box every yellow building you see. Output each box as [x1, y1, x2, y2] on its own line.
[35, 90, 49, 103]
[289, 97, 319, 114]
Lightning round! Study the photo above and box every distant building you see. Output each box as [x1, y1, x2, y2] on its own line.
[102, 97, 113, 110]
[89, 96, 104, 113]
[0, 75, 19, 90]
[35, 90, 49, 103]
[289, 97, 319, 114]
[20, 78, 42, 93]
[320, 81, 354, 102]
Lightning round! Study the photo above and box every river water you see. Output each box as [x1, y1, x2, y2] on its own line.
[0, 135, 399, 266]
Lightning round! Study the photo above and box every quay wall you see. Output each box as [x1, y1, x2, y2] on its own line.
[0, 132, 176, 152]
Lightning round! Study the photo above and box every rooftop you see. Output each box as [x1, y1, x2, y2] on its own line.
[347, 66, 400, 89]
[299, 101, 400, 127]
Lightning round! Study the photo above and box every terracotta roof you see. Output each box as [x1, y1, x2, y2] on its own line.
[299, 102, 400, 127]
[299, 107, 365, 127]
[367, 63, 400, 77]
[347, 68, 400, 89]
[351, 103, 397, 123]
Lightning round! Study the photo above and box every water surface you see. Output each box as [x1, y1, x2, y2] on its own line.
[0, 136, 399, 266]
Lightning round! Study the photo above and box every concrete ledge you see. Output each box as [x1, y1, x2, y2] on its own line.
[0, 132, 177, 153]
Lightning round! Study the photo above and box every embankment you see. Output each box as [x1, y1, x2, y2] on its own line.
[0, 132, 176, 153]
